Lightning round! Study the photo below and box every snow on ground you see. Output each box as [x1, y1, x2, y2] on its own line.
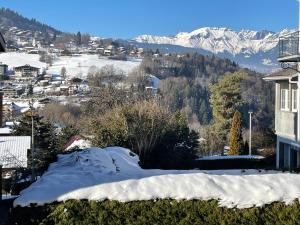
[0, 52, 46, 69]
[47, 55, 141, 79]
[2, 195, 19, 200]
[14, 147, 300, 208]
[198, 155, 265, 160]
[0, 53, 141, 79]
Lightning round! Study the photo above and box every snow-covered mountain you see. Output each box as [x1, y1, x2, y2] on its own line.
[134, 27, 295, 72]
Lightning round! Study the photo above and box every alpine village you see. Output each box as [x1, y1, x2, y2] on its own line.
[0, 2, 300, 225]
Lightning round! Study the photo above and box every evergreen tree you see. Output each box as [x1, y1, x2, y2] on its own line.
[61, 67, 67, 79]
[209, 71, 245, 147]
[229, 111, 244, 155]
[76, 31, 82, 46]
[12, 115, 59, 173]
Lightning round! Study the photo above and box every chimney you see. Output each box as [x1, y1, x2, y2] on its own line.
[0, 92, 3, 128]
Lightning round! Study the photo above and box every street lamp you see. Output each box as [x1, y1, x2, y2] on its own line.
[25, 101, 38, 182]
[248, 110, 253, 156]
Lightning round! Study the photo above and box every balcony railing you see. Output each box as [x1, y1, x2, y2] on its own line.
[278, 31, 300, 62]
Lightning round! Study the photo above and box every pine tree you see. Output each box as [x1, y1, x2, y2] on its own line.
[229, 111, 244, 155]
[76, 31, 82, 46]
[12, 115, 59, 173]
[61, 67, 67, 79]
[209, 71, 246, 147]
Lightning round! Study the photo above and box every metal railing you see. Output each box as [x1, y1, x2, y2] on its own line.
[278, 31, 300, 59]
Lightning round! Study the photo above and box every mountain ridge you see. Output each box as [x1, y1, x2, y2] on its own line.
[133, 27, 295, 72]
[134, 27, 293, 55]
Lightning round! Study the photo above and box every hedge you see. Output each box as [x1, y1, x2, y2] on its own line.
[194, 156, 276, 170]
[8, 199, 300, 225]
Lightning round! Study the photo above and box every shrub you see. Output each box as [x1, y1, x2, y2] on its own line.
[229, 111, 244, 155]
[90, 100, 198, 168]
[8, 200, 300, 225]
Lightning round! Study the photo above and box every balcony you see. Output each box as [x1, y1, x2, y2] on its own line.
[278, 31, 300, 62]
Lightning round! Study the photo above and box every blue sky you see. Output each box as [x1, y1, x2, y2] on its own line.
[0, 0, 298, 38]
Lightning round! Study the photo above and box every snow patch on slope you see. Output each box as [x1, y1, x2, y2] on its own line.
[47, 55, 141, 79]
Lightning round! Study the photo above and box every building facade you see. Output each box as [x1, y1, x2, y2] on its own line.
[14, 64, 39, 78]
[264, 31, 300, 170]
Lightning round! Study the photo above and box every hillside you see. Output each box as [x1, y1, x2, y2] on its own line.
[0, 8, 59, 34]
[0, 8, 60, 46]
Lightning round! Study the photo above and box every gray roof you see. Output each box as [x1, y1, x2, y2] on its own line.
[0, 32, 5, 52]
[0, 136, 31, 169]
[264, 66, 298, 81]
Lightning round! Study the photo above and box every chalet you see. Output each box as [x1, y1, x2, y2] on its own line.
[264, 31, 300, 170]
[14, 64, 39, 78]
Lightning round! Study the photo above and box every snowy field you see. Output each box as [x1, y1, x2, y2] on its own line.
[14, 147, 300, 209]
[0, 52, 46, 69]
[47, 55, 141, 78]
[0, 53, 141, 79]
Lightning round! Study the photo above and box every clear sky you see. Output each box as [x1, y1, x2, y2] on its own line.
[0, 0, 298, 39]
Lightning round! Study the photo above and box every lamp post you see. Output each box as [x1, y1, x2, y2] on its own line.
[248, 110, 253, 156]
[26, 102, 37, 182]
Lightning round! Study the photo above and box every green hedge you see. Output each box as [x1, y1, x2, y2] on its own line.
[8, 199, 300, 225]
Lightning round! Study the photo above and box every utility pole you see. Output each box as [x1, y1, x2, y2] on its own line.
[248, 110, 253, 156]
[27, 101, 36, 182]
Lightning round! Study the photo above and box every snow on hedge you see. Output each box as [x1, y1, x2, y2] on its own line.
[14, 147, 300, 208]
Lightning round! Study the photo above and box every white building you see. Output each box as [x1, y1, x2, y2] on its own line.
[0, 136, 31, 169]
[264, 31, 300, 170]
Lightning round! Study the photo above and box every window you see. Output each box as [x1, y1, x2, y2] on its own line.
[281, 89, 289, 111]
[292, 89, 298, 112]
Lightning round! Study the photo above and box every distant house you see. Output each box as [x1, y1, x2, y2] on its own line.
[0, 86, 24, 98]
[0, 136, 31, 169]
[14, 64, 39, 78]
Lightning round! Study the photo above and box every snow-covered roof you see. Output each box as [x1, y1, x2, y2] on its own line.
[13, 147, 300, 208]
[0, 136, 31, 169]
[0, 127, 12, 135]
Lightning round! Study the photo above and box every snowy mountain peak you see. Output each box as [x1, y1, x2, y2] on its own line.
[133, 27, 297, 72]
[134, 27, 294, 55]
